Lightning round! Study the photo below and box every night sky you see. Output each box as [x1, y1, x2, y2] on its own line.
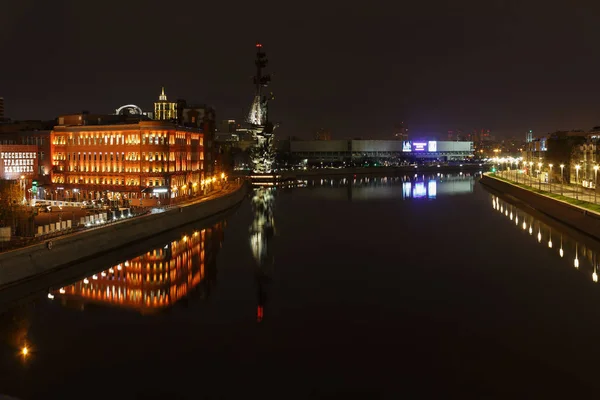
[2, 0, 600, 139]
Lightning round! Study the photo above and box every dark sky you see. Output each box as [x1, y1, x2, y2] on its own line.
[2, 0, 600, 139]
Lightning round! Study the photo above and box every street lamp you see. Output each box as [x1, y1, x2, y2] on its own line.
[576, 164, 581, 200]
[538, 162, 543, 190]
[560, 164, 565, 195]
[529, 161, 534, 187]
[594, 165, 599, 204]
[549, 164, 553, 193]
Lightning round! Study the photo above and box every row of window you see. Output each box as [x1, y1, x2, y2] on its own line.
[53, 152, 202, 162]
[53, 162, 202, 173]
[53, 134, 202, 146]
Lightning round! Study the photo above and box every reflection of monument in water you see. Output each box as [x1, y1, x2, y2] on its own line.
[249, 187, 275, 322]
[52, 223, 225, 314]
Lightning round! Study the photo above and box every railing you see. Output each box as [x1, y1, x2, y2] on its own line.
[0, 182, 243, 254]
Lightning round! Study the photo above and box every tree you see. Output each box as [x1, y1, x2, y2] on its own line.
[0, 180, 23, 227]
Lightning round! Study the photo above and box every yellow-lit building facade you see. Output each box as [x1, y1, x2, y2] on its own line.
[53, 222, 225, 314]
[51, 120, 204, 203]
[154, 87, 177, 121]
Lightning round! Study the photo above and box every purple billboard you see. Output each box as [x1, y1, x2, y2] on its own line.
[412, 142, 428, 152]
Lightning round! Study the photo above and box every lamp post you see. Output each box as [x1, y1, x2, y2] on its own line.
[538, 162, 543, 190]
[549, 164, 553, 193]
[529, 161, 534, 187]
[576, 164, 581, 200]
[560, 164, 565, 196]
[595, 165, 599, 204]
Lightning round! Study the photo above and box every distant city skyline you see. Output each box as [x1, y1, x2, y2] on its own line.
[3, 1, 600, 139]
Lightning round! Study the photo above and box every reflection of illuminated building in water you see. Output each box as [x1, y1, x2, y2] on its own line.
[491, 195, 600, 283]
[52, 223, 224, 314]
[295, 174, 475, 201]
[250, 187, 275, 322]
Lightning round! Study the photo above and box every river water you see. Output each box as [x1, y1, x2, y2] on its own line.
[1, 173, 600, 398]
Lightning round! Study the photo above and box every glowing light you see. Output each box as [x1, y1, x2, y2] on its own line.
[522, 221, 527, 230]
[559, 248, 564, 257]
[515, 216, 519, 225]
[575, 257, 579, 268]
[59, 287, 65, 294]
[101, 272, 106, 277]
[548, 239, 552, 248]
[92, 274, 98, 280]
[21, 346, 29, 357]
[83, 278, 89, 284]
[594, 272, 599, 283]
[47, 293, 54, 299]
[537, 230, 542, 243]
[510, 212, 513, 220]
[529, 226, 533, 235]
[117, 264, 122, 271]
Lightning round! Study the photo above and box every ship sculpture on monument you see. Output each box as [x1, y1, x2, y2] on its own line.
[247, 43, 277, 175]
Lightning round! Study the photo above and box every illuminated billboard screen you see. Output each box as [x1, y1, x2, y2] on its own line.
[412, 142, 428, 152]
[402, 141, 412, 152]
[428, 141, 437, 152]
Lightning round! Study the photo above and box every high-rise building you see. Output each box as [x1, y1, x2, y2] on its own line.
[218, 120, 237, 134]
[0, 97, 4, 120]
[154, 87, 177, 121]
[315, 128, 332, 141]
[394, 122, 408, 141]
[526, 129, 533, 143]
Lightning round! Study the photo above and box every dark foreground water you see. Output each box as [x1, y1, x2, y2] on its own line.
[2, 174, 600, 398]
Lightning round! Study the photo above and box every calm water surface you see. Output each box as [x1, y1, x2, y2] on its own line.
[2, 174, 600, 398]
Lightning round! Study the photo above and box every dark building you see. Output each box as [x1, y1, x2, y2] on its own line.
[315, 128, 332, 141]
[0, 97, 4, 120]
[177, 102, 218, 179]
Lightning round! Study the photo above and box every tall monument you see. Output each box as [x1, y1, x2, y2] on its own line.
[247, 43, 277, 174]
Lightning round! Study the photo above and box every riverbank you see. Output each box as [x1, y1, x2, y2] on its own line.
[0, 182, 248, 289]
[480, 174, 600, 241]
[268, 164, 488, 179]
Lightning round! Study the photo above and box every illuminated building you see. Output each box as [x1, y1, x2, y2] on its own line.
[0, 131, 51, 177]
[177, 101, 218, 178]
[52, 223, 224, 314]
[289, 139, 474, 164]
[154, 87, 177, 121]
[247, 43, 277, 174]
[115, 104, 153, 120]
[50, 117, 204, 203]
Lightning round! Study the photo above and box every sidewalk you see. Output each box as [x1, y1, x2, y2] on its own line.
[494, 170, 600, 209]
[0, 182, 244, 253]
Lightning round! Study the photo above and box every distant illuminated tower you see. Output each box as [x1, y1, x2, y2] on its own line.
[154, 87, 177, 121]
[247, 43, 277, 174]
[526, 129, 533, 143]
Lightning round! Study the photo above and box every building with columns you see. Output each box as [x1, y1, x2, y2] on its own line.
[50, 116, 204, 205]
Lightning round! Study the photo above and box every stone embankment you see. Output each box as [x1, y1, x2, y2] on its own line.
[0, 183, 248, 288]
[480, 175, 600, 241]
